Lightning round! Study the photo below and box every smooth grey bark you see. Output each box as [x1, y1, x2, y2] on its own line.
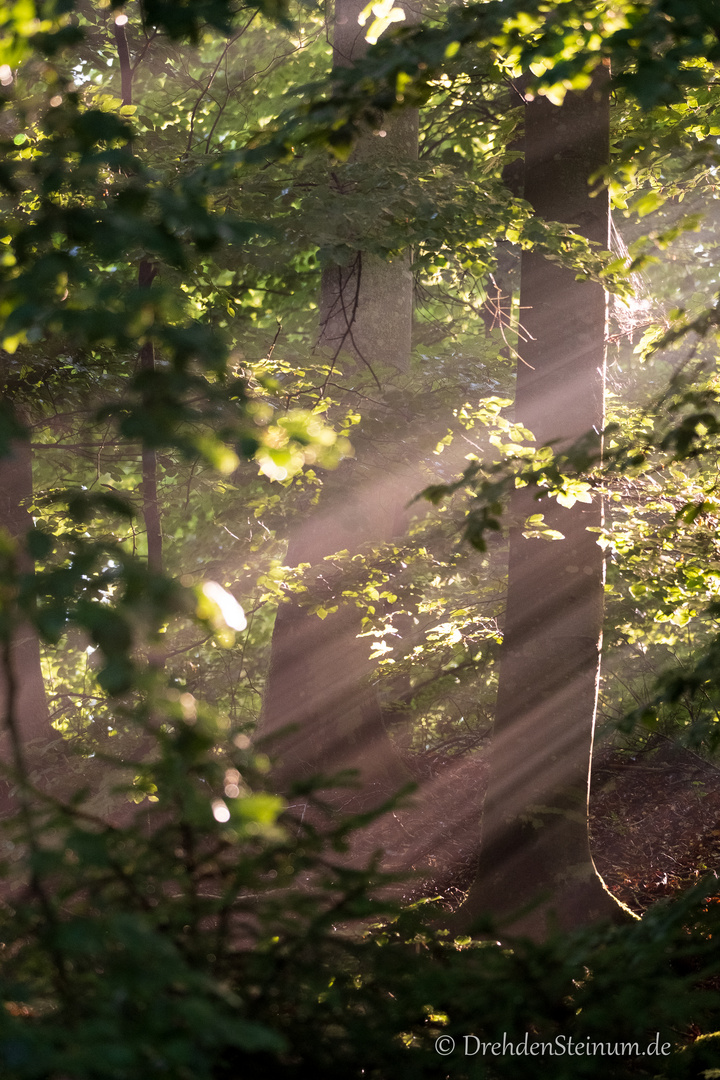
[260, 0, 420, 805]
[455, 66, 631, 935]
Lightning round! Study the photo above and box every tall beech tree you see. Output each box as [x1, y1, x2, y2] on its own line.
[260, 0, 420, 803]
[456, 65, 629, 934]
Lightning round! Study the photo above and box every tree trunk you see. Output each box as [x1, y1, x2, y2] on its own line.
[259, 0, 419, 806]
[455, 66, 631, 936]
[0, 438, 50, 810]
[138, 259, 163, 577]
[319, 0, 418, 373]
[318, 0, 417, 374]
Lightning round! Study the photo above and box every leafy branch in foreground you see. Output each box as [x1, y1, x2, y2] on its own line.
[1, 706, 720, 1079]
[241, 0, 720, 165]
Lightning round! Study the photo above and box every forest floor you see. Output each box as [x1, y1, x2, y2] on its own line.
[590, 736, 720, 914]
[357, 734, 720, 915]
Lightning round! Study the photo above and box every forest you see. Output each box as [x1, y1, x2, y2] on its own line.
[1, 0, 720, 1075]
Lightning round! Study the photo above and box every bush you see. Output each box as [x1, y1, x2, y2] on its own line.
[1, 701, 720, 1080]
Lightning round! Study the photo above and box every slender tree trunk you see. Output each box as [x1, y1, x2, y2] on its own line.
[138, 259, 163, 576]
[260, 0, 420, 805]
[456, 66, 630, 936]
[114, 21, 164, 581]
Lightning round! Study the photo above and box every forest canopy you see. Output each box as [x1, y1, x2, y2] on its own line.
[0, 0, 720, 1076]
